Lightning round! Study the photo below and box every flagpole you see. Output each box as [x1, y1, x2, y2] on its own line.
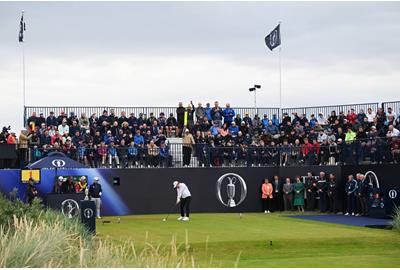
[278, 21, 282, 111]
[22, 39, 26, 109]
[21, 10, 26, 127]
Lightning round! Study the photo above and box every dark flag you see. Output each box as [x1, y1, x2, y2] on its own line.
[19, 12, 26, 42]
[265, 24, 280, 51]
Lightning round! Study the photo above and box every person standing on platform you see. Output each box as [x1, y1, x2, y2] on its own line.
[182, 129, 195, 167]
[305, 172, 317, 211]
[89, 177, 103, 219]
[282, 178, 293, 211]
[316, 172, 328, 212]
[272, 175, 282, 212]
[327, 173, 338, 213]
[345, 174, 357, 216]
[261, 178, 274, 213]
[293, 176, 305, 212]
[357, 174, 369, 216]
[173, 180, 192, 221]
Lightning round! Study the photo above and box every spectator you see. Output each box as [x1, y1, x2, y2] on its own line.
[327, 173, 338, 213]
[46, 111, 58, 127]
[58, 119, 69, 136]
[345, 174, 357, 216]
[176, 102, 186, 136]
[182, 128, 195, 167]
[166, 113, 177, 137]
[305, 172, 317, 211]
[222, 103, 235, 126]
[272, 175, 283, 212]
[282, 178, 293, 211]
[366, 108, 376, 123]
[316, 172, 328, 212]
[211, 101, 223, 127]
[195, 102, 205, 122]
[387, 125, 400, 138]
[159, 141, 172, 167]
[261, 178, 273, 214]
[204, 103, 212, 121]
[293, 176, 305, 212]
[127, 142, 139, 167]
[146, 140, 160, 167]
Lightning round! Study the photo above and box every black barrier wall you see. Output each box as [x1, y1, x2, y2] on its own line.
[2, 164, 399, 216]
[97, 164, 398, 215]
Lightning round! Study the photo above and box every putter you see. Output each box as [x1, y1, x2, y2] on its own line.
[162, 204, 177, 222]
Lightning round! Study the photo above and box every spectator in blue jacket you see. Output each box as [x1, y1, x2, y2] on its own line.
[133, 130, 144, 146]
[265, 120, 279, 135]
[159, 142, 172, 167]
[127, 142, 139, 167]
[309, 114, 318, 128]
[222, 103, 235, 126]
[228, 122, 239, 137]
[204, 103, 212, 121]
[210, 122, 220, 136]
[103, 130, 115, 145]
[272, 114, 280, 127]
[345, 174, 357, 216]
[108, 142, 120, 168]
[262, 114, 270, 129]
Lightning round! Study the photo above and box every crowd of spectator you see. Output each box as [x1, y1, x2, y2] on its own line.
[1, 101, 400, 168]
[261, 171, 372, 217]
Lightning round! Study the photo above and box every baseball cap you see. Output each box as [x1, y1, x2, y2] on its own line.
[58, 176, 63, 181]
[173, 181, 179, 188]
[94, 177, 99, 182]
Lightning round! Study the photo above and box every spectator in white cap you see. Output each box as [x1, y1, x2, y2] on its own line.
[173, 180, 192, 221]
[89, 177, 103, 218]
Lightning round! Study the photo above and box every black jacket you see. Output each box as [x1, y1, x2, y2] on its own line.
[89, 183, 102, 198]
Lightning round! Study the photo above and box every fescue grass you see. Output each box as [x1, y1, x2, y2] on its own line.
[0, 194, 199, 268]
[393, 206, 400, 231]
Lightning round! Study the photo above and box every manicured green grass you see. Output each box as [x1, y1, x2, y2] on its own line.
[96, 212, 400, 267]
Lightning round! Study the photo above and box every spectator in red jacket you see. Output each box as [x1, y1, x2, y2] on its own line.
[346, 108, 357, 125]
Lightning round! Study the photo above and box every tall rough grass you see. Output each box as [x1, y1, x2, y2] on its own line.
[0, 194, 201, 267]
[393, 206, 400, 231]
[0, 216, 199, 267]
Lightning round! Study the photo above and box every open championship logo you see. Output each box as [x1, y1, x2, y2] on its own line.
[52, 159, 66, 167]
[269, 30, 278, 47]
[83, 208, 94, 219]
[388, 189, 398, 199]
[216, 173, 247, 208]
[61, 199, 80, 219]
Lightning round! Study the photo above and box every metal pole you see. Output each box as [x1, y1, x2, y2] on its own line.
[254, 90, 257, 116]
[278, 45, 282, 111]
[22, 41, 26, 127]
[278, 21, 282, 112]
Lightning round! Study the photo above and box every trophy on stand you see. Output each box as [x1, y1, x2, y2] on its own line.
[227, 177, 236, 207]
[84, 188, 89, 201]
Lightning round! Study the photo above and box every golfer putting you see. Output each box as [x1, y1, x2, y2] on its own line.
[173, 180, 191, 221]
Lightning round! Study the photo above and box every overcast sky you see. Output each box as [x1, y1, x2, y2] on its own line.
[1, 1, 400, 131]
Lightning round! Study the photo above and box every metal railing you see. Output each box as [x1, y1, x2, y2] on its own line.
[25, 137, 398, 169]
[24, 106, 280, 125]
[24, 102, 388, 126]
[382, 101, 400, 116]
[281, 102, 380, 119]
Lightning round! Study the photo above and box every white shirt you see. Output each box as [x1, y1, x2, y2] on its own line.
[176, 183, 191, 199]
[387, 128, 400, 138]
[367, 112, 376, 123]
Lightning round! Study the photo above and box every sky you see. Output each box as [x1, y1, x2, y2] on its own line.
[0, 1, 400, 131]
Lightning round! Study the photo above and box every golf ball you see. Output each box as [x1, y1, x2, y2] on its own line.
[162, 218, 166, 222]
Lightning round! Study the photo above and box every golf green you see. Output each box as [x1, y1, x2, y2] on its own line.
[96, 213, 400, 267]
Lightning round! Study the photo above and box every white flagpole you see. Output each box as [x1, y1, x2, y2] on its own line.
[21, 10, 26, 127]
[278, 21, 282, 111]
[22, 40, 26, 108]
